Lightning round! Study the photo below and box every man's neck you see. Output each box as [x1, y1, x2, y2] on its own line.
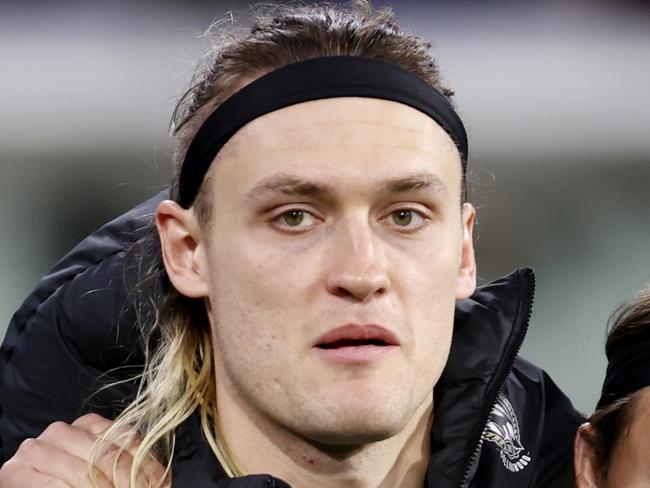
[217, 390, 433, 488]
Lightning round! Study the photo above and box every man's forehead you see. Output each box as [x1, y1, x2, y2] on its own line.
[208, 98, 463, 201]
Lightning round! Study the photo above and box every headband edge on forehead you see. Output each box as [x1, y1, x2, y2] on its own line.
[179, 56, 468, 208]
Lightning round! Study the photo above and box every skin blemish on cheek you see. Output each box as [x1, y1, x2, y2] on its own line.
[301, 454, 316, 466]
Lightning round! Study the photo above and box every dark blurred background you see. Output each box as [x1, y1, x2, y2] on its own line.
[1, 0, 649, 413]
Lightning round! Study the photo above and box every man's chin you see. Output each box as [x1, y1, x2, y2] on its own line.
[292, 407, 410, 448]
[285, 382, 428, 445]
[303, 424, 401, 449]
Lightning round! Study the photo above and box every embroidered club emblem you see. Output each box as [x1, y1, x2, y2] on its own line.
[481, 394, 531, 473]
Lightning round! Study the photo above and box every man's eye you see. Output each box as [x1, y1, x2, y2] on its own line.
[272, 209, 318, 231]
[392, 209, 413, 226]
[283, 210, 306, 226]
[387, 209, 427, 230]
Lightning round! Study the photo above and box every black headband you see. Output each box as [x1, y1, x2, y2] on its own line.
[178, 56, 468, 208]
[597, 336, 650, 409]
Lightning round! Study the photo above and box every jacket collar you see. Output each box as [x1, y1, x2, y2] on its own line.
[427, 268, 535, 488]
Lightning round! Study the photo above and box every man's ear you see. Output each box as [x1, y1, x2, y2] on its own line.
[456, 202, 477, 300]
[574, 423, 603, 488]
[155, 200, 210, 298]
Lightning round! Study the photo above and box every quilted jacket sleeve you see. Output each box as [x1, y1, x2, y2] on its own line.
[0, 192, 166, 464]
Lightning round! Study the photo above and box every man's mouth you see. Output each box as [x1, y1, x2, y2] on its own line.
[317, 338, 390, 349]
[314, 323, 400, 364]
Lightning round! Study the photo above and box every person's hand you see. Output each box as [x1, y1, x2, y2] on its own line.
[0, 413, 169, 487]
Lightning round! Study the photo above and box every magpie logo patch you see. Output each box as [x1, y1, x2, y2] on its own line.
[481, 394, 531, 473]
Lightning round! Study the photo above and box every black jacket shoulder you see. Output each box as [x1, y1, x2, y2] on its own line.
[468, 357, 581, 487]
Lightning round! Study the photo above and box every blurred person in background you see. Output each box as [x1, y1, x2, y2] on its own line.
[0, 1, 583, 487]
[574, 287, 650, 487]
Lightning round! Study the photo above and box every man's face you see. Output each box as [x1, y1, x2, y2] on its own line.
[201, 97, 476, 445]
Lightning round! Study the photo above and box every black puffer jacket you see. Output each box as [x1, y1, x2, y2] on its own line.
[0, 191, 583, 488]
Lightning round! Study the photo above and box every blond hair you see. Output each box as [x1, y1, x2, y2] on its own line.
[91, 1, 454, 485]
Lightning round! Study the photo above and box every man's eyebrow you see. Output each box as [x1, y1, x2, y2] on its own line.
[245, 174, 335, 201]
[245, 172, 447, 202]
[380, 173, 447, 195]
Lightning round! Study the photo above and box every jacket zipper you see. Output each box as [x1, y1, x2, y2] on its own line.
[457, 268, 536, 488]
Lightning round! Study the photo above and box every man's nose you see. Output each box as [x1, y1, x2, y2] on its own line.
[325, 219, 390, 303]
